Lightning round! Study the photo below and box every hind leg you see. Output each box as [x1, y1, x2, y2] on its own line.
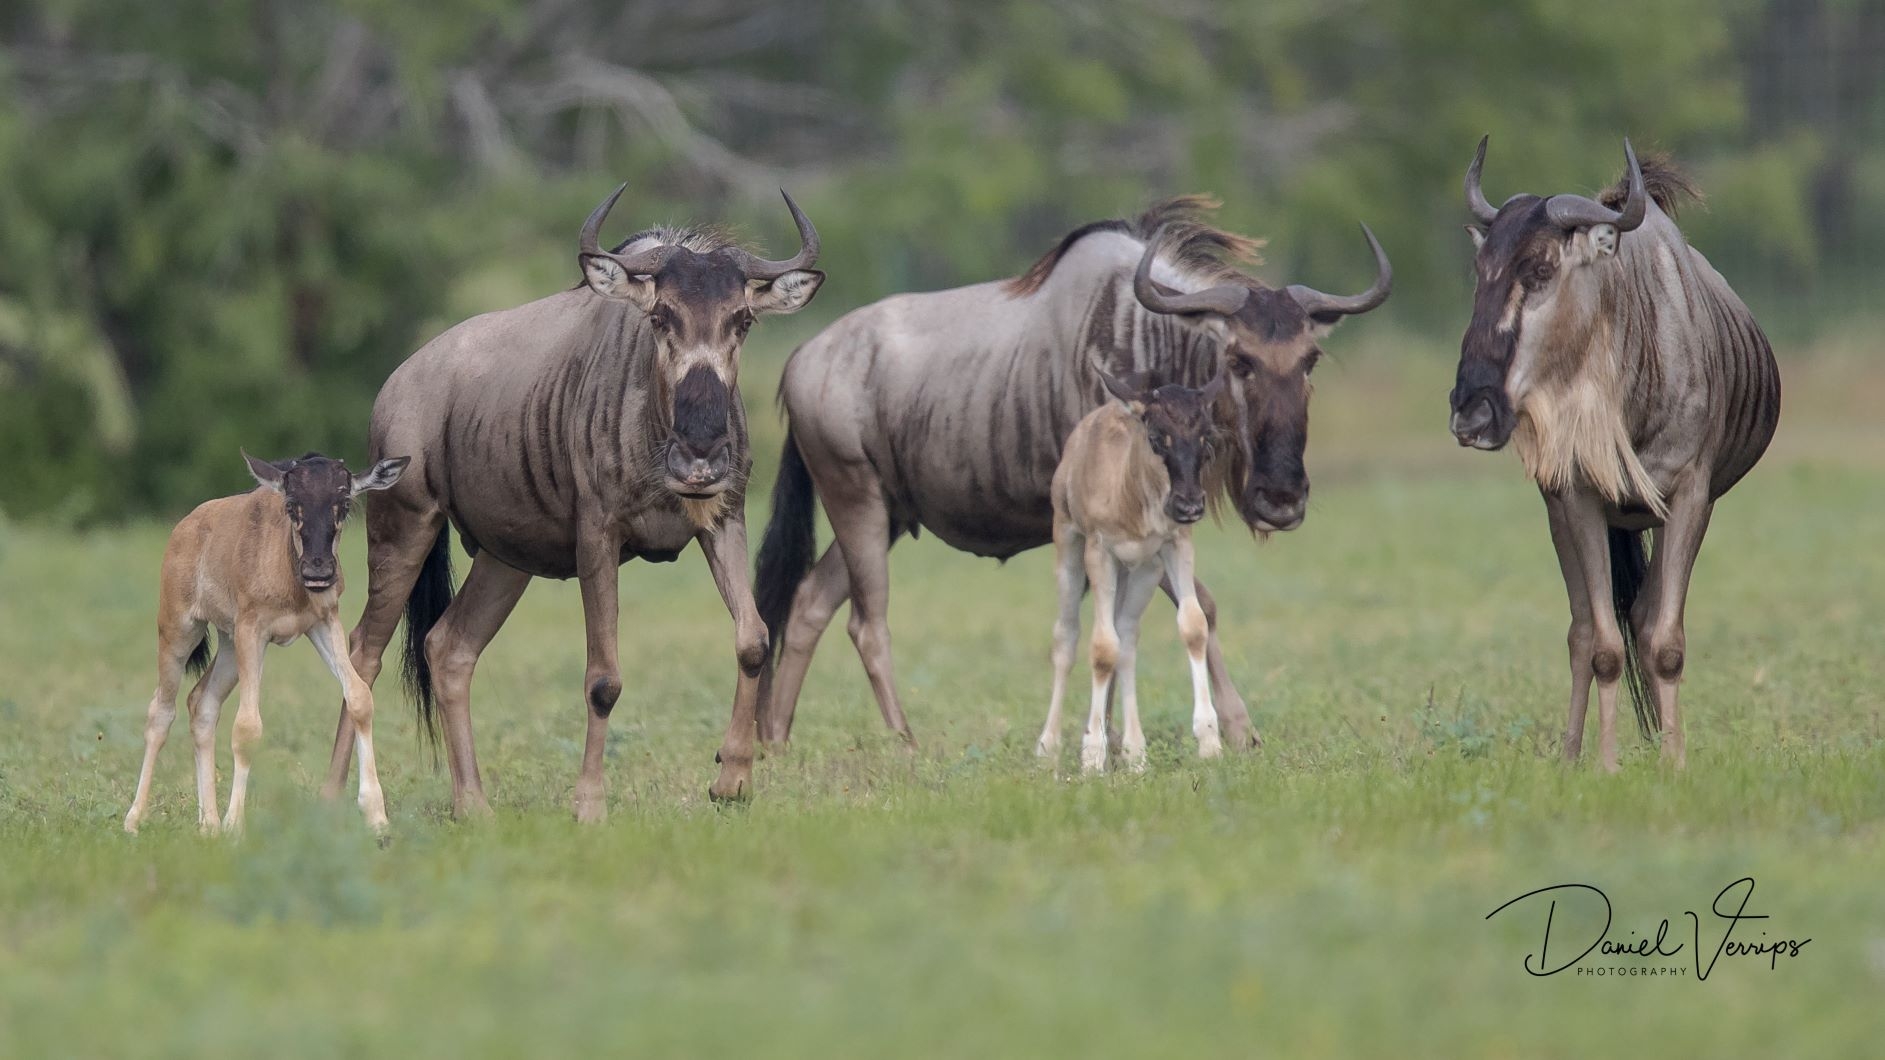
[322, 503, 443, 798]
[425, 552, 531, 819]
[815, 465, 914, 742]
[124, 620, 204, 834]
[760, 543, 851, 745]
[186, 640, 238, 834]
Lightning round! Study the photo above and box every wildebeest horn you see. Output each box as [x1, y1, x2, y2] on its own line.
[1132, 225, 1250, 317]
[1286, 223, 1393, 319]
[725, 189, 820, 281]
[1465, 135, 1499, 224]
[579, 182, 675, 276]
[1544, 138, 1648, 233]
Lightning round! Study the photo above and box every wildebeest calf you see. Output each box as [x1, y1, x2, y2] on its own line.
[123, 450, 408, 835]
[1037, 366, 1228, 773]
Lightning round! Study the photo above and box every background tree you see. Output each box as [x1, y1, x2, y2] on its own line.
[1, 0, 1876, 519]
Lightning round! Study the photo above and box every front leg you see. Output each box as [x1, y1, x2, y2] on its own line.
[222, 623, 267, 834]
[699, 518, 766, 801]
[1637, 480, 1713, 771]
[1162, 535, 1221, 759]
[309, 612, 388, 833]
[1543, 493, 1595, 762]
[1038, 522, 1087, 761]
[573, 530, 623, 824]
[1111, 561, 1166, 773]
[1558, 491, 1627, 773]
[1160, 575, 1260, 750]
[1081, 539, 1121, 774]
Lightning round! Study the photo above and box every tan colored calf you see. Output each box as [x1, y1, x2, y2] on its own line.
[1038, 368, 1226, 773]
[124, 451, 408, 835]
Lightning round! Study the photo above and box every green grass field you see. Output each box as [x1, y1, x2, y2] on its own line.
[2, 333, 1882, 1057]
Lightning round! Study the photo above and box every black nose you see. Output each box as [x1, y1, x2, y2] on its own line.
[1450, 393, 1495, 442]
[1169, 496, 1206, 524]
[666, 438, 732, 490]
[1249, 486, 1306, 530]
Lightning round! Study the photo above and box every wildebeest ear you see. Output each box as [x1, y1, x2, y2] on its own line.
[749, 270, 825, 315]
[243, 449, 286, 492]
[1465, 225, 1487, 251]
[1097, 368, 1144, 410]
[1583, 223, 1619, 260]
[582, 253, 658, 311]
[351, 456, 410, 495]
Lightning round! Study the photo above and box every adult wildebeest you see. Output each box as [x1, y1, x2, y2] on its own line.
[754, 198, 1390, 746]
[320, 185, 824, 820]
[125, 450, 409, 836]
[1037, 365, 1229, 773]
[1450, 138, 1780, 771]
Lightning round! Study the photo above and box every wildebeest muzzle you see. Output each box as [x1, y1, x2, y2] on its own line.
[666, 365, 734, 493]
[1448, 356, 1515, 450]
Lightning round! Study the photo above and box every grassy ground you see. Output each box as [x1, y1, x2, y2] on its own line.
[2, 331, 1883, 1057]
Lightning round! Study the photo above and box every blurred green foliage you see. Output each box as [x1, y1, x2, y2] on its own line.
[1, 0, 1880, 520]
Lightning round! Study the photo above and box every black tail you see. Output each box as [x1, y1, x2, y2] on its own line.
[401, 525, 456, 746]
[184, 631, 212, 676]
[1607, 526, 1655, 739]
[753, 430, 818, 665]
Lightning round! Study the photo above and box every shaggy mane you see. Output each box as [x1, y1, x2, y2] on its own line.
[1003, 195, 1265, 297]
[1602, 153, 1702, 219]
[613, 224, 739, 256]
[570, 224, 744, 290]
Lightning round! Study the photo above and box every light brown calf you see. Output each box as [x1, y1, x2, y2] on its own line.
[124, 450, 408, 835]
[1037, 367, 1227, 773]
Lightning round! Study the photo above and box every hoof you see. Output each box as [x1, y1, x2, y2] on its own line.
[452, 797, 496, 823]
[710, 758, 753, 803]
[1197, 732, 1223, 760]
[1080, 738, 1107, 775]
[572, 788, 607, 825]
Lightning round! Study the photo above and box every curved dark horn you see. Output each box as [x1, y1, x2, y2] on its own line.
[578, 182, 672, 276]
[1465, 135, 1499, 224]
[1544, 139, 1648, 233]
[726, 189, 820, 281]
[1286, 222, 1393, 319]
[1132, 225, 1250, 317]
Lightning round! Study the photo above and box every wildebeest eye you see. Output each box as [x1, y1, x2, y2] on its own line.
[730, 310, 754, 336]
[1523, 261, 1557, 288]
[1230, 354, 1255, 378]
[648, 305, 675, 331]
